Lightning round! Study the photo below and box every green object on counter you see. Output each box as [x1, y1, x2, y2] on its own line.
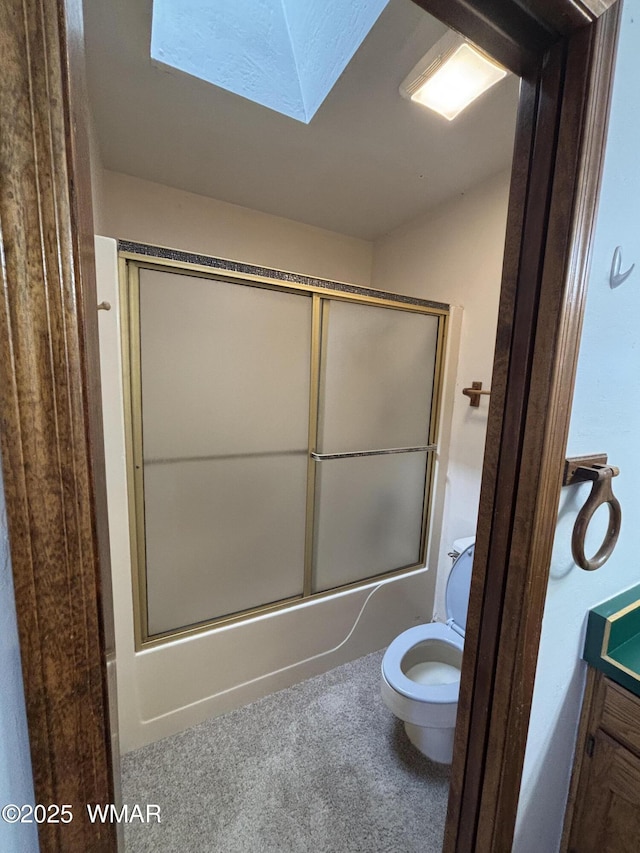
[584, 583, 640, 697]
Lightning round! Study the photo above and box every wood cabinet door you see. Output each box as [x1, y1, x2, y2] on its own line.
[569, 730, 640, 853]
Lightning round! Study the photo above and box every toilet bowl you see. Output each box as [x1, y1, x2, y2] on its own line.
[381, 539, 474, 764]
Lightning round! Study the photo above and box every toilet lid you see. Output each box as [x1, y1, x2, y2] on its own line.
[452, 535, 475, 555]
[445, 545, 474, 634]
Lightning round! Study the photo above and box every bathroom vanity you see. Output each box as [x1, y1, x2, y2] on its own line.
[563, 672, 640, 852]
[563, 587, 640, 852]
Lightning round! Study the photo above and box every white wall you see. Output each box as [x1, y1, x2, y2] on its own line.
[88, 113, 106, 235]
[100, 170, 373, 287]
[515, 4, 640, 849]
[371, 169, 511, 617]
[0, 462, 38, 853]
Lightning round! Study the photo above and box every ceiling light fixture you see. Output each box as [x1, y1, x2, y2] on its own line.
[399, 31, 508, 121]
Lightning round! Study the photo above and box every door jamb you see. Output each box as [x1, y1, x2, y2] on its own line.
[433, 7, 622, 850]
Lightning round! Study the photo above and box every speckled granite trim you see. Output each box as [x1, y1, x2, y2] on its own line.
[117, 240, 449, 311]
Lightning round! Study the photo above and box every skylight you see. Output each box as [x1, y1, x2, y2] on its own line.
[151, 0, 389, 123]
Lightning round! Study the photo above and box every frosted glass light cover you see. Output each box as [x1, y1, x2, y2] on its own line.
[318, 302, 439, 453]
[312, 452, 427, 593]
[411, 44, 507, 121]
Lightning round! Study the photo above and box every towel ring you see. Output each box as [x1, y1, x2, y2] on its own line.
[570, 464, 621, 572]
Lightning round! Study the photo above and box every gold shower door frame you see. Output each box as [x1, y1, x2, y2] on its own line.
[119, 250, 449, 649]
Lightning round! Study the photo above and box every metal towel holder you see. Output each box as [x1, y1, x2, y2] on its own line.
[563, 454, 622, 572]
[462, 380, 491, 407]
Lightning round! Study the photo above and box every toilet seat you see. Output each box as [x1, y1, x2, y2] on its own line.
[382, 544, 474, 702]
[380, 543, 475, 762]
[382, 623, 463, 704]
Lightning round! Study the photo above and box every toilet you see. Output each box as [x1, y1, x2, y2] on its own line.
[381, 538, 475, 764]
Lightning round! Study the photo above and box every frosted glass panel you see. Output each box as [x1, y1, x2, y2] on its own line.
[312, 452, 427, 593]
[145, 455, 307, 635]
[137, 269, 311, 634]
[318, 302, 439, 452]
[139, 269, 311, 458]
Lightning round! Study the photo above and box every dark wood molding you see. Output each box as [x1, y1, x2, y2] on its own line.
[560, 668, 600, 852]
[0, 0, 116, 849]
[443, 3, 622, 851]
[412, 0, 617, 75]
[411, 0, 548, 74]
[61, 0, 123, 812]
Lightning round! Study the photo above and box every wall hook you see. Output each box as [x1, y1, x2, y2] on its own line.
[563, 454, 622, 572]
[610, 246, 634, 289]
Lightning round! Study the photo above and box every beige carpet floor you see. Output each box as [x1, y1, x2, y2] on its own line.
[121, 649, 450, 852]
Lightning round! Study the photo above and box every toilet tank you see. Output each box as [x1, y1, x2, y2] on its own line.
[449, 536, 476, 560]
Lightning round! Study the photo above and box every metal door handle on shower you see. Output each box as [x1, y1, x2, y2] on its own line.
[311, 444, 436, 461]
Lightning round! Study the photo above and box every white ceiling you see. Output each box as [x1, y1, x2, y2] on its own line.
[84, 0, 520, 241]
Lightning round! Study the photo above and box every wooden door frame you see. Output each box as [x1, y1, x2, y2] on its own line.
[429, 5, 622, 851]
[0, 0, 620, 850]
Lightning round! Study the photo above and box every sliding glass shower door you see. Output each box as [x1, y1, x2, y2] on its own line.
[312, 301, 439, 592]
[135, 269, 311, 636]
[123, 255, 447, 645]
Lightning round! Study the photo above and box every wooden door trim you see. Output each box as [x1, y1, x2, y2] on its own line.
[445, 6, 622, 850]
[414, 0, 616, 75]
[0, 0, 619, 851]
[0, 0, 116, 850]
